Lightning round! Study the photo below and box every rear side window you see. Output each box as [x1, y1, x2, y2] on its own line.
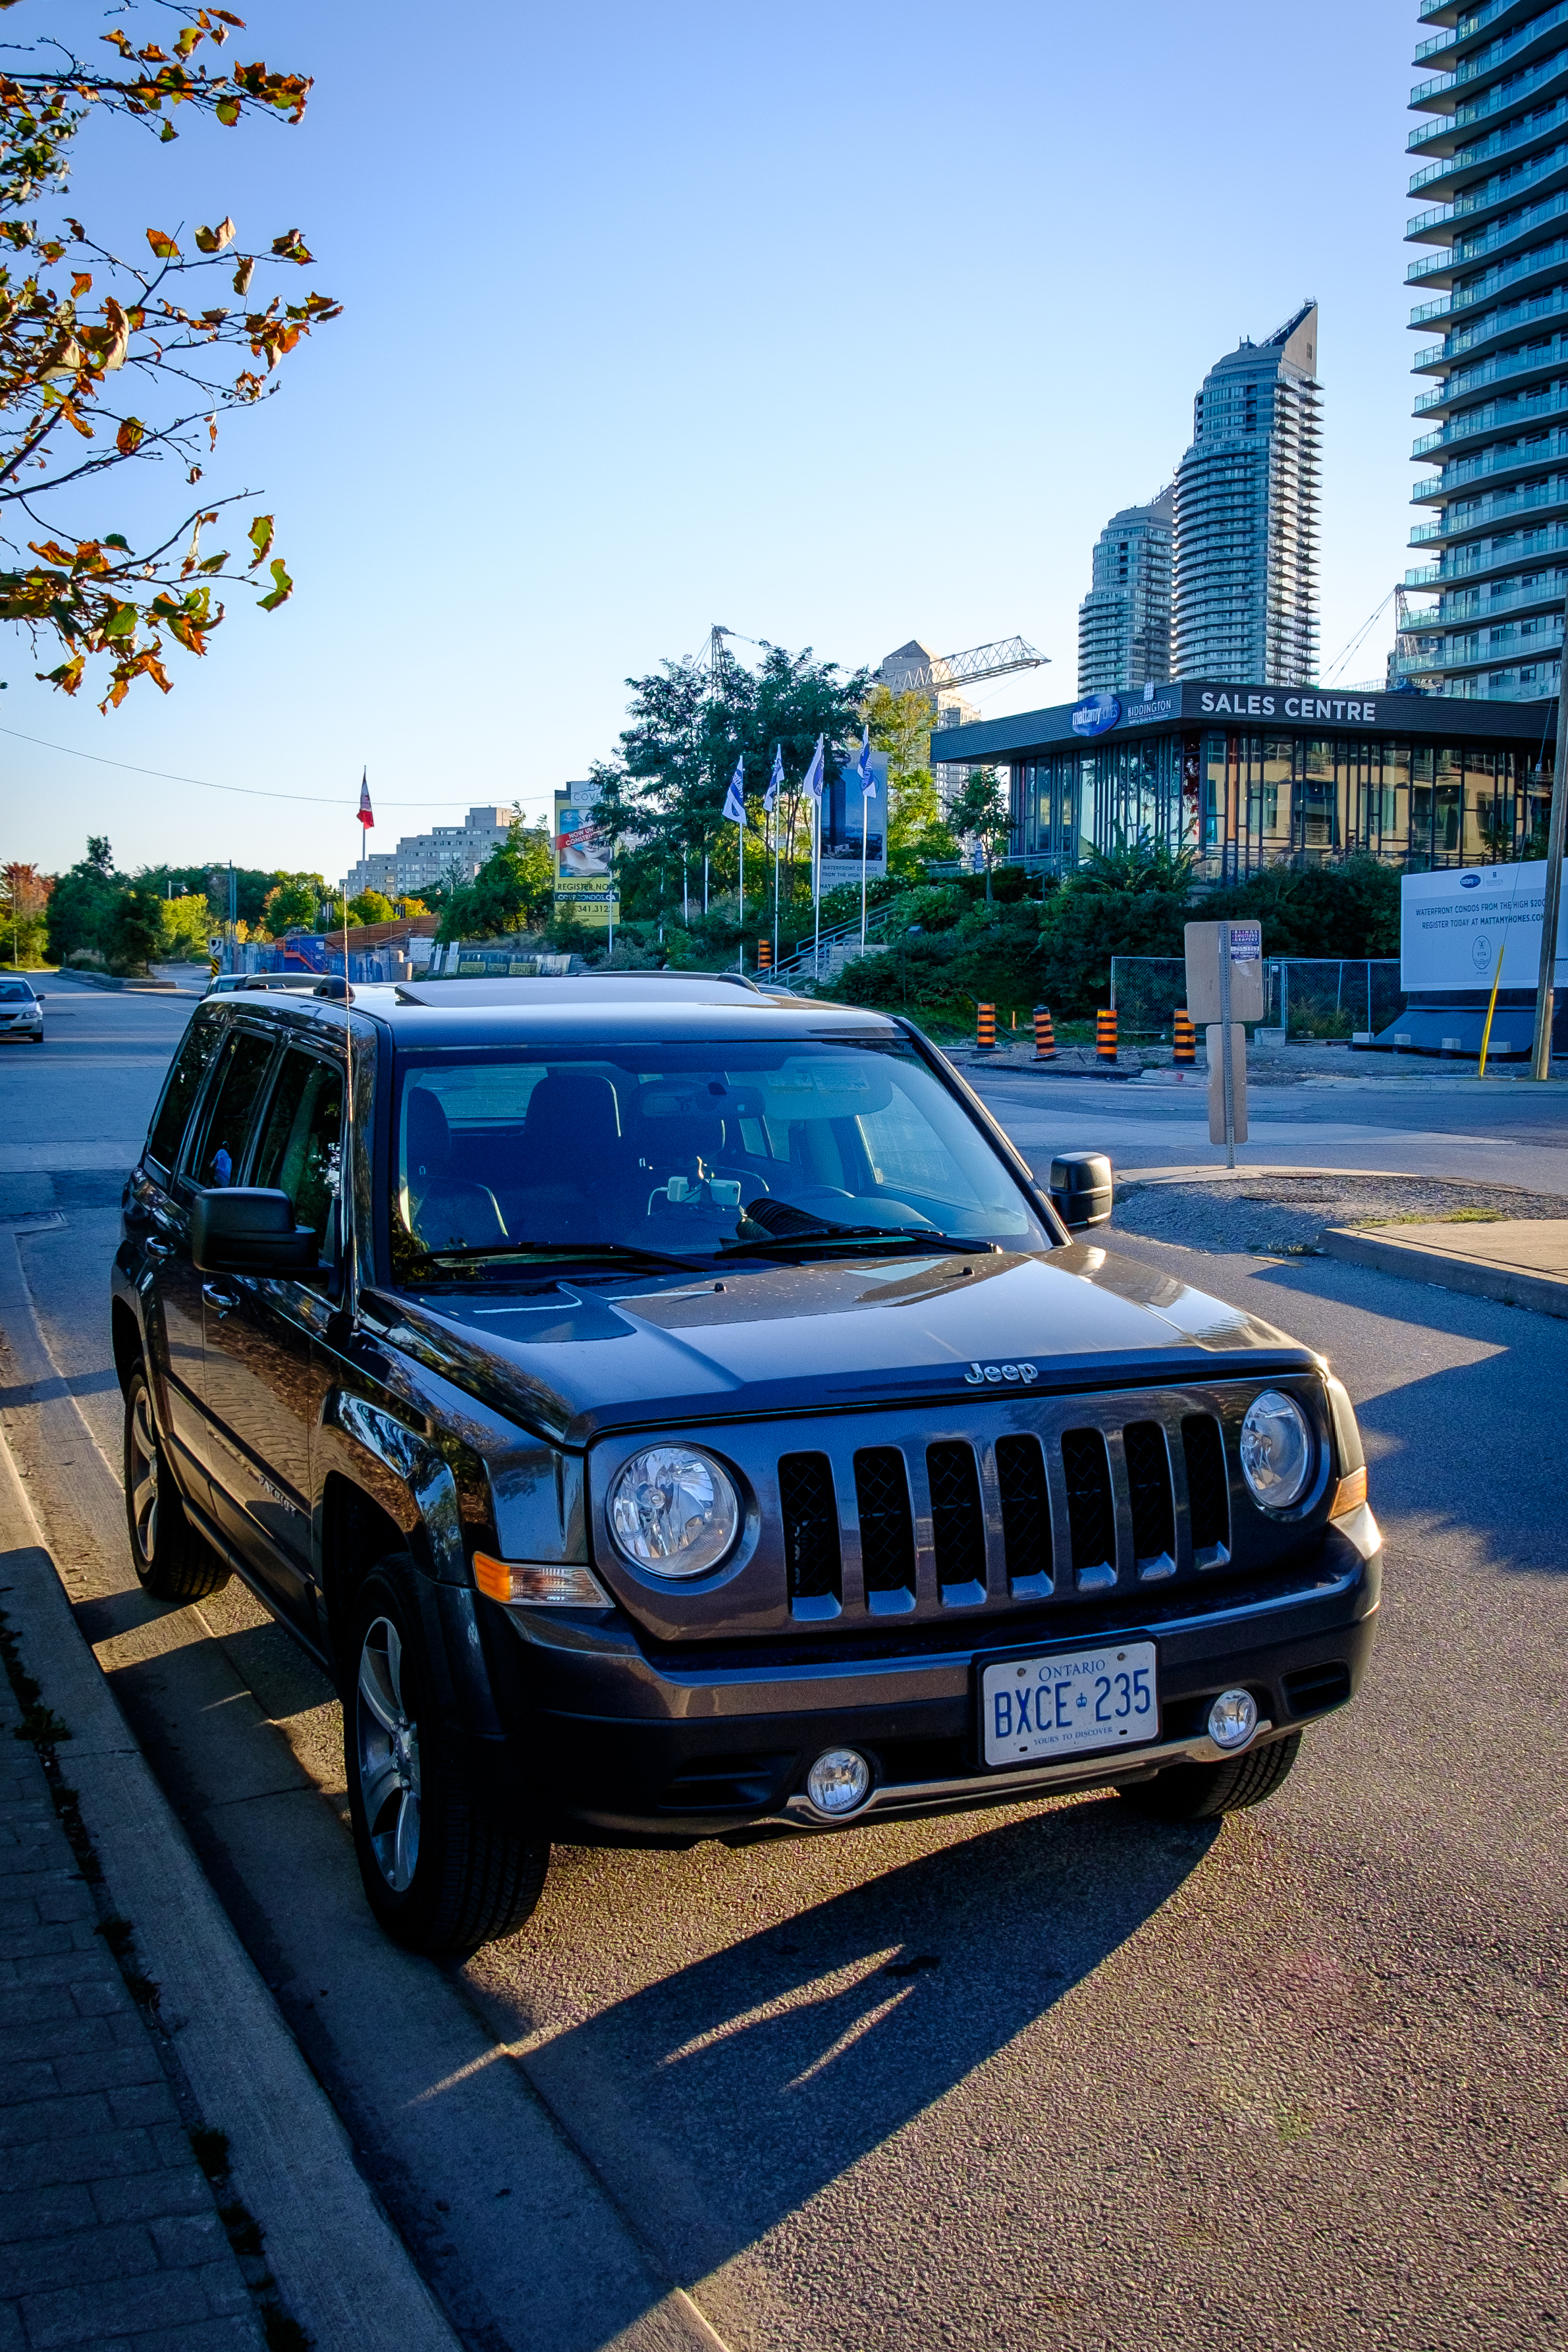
[252, 1049, 344, 1245]
[146, 1010, 223, 1175]
[185, 1029, 276, 1189]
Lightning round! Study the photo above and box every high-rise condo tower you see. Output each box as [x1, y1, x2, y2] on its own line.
[1172, 304, 1321, 685]
[1402, 4, 1568, 701]
[1077, 488, 1174, 694]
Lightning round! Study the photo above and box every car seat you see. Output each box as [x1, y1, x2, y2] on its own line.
[405, 1088, 507, 1251]
[507, 1073, 626, 1244]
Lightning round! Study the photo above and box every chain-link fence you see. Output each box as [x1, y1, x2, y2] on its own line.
[1109, 956, 1406, 1041]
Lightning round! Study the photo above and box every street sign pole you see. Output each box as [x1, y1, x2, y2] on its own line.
[1530, 671, 1568, 1079]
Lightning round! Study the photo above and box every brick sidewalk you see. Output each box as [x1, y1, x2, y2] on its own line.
[0, 1664, 263, 2352]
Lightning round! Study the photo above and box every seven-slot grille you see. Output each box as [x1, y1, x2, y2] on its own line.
[780, 1405, 1234, 1620]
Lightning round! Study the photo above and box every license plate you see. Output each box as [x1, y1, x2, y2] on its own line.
[981, 1641, 1158, 1768]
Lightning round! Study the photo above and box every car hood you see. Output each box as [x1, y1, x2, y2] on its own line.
[375, 1244, 1316, 1446]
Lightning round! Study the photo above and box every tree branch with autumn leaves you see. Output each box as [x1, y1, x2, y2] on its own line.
[0, 1, 337, 705]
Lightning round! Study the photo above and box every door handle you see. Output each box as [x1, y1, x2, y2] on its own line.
[202, 1283, 240, 1317]
[144, 1238, 174, 1261]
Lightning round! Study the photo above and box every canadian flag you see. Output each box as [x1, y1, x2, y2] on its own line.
[358, 771, 373, 830]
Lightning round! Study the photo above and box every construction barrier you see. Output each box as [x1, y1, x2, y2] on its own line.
[1033, 1004, 1056, 1061]
[1096, 1008, 1118, 1064]
[1173, 1008, 1197, 1065]
[757, 937, 772, 970]
[975, 1002, 997, 1051]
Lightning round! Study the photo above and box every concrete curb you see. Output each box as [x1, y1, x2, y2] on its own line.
[0, 1432, 462, 2352]
[1317, 1226, 1568, 1321]
[50, 970, 178, 992]
[1114, 1164, 1568, 1195]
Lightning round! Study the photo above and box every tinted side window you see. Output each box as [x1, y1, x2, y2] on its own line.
[186, 1030, 276, 1189]
[146, 1010, 223, 1174]
[252, 1049, 343, 1245]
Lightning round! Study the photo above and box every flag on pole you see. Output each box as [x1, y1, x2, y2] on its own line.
[357, 771, 374, 830]
[722, 754, 745, 825]
[802, 735, 825, 802]
[856, 723, 876, 800]
[763, 744, 783, 815]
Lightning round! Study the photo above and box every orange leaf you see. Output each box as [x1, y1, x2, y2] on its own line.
[146, 228, 180, 260]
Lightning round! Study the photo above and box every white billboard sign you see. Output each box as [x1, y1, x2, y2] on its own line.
[1401, 861, 1568, 993]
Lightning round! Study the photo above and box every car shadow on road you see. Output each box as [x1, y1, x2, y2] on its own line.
[473, 1793, 1217, 2299]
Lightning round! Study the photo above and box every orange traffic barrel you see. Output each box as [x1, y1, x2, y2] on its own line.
[975, 1001, 997, 1051]
[1033, 1004, 1056, 1060]
[757, 937, 772, 970]
[1173, 1008, 1197, 1064]
[1096, 1008, 1118, 1063]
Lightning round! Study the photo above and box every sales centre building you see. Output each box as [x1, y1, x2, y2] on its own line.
[929, 679, 1555, 879]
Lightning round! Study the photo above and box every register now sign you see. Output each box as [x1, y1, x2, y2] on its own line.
[1401, 860, 1568, 992]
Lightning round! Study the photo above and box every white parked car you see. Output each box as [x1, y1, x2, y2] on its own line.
[0, 976, 43, 1042]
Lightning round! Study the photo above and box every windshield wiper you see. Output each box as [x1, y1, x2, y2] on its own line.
[412, 1240, 696, 1272]
[718, 1222, 999, 1261]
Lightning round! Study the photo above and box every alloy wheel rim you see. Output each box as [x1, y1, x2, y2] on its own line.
[129, 1385, 159, 1564]
[357, 1616, 421, 1892]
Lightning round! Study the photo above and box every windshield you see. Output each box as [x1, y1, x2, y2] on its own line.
[389, 1039, 1050, 1278]
[0, 981, 34, 1002]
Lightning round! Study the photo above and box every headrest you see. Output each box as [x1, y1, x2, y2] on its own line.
[405, 1088, 452, 1179]
[524, 1073, 622, 1151]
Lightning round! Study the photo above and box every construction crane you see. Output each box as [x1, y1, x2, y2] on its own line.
[879, 636, 1048, 694]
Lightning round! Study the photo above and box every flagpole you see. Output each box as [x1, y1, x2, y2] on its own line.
[737, 815, 743, 973]
[861, 786, 869, 952]
[813, 796, 820, 979]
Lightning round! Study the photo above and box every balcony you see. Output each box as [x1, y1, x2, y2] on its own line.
[1411, 374, 1568, 456]
[1408, 201, 1455, 234]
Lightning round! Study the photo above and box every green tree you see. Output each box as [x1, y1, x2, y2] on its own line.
[262, 872, 327, 934]
[863, 682, 950, 877]
[348, 889, 395, 926]
[0, 3, 339, 709]
[946, 768, 1010, 900]
[45, 836, 121, 960]
[104, 883, 165, 974]
[601, 642, 871, 921]
[158, 890, 212, 960]
[1, 861, 51, 966]
[437, 815, 554, 941]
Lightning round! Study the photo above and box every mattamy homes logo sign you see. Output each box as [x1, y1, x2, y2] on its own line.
[1071, 693, 1121, 738]
[1401, 860, 1567, 991]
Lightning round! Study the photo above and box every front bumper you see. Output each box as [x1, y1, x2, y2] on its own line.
[482, 1520, 1382, 1840]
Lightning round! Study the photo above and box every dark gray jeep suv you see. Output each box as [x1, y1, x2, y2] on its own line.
[111, 973, 1380, 1954]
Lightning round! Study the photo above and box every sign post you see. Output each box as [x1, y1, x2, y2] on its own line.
[1185, 919, 1263, 1168]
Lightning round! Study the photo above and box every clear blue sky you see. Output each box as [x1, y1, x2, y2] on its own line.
[5, 0, 1420, 886]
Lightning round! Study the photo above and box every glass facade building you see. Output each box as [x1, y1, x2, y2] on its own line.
[930, 680, 1553, 882]
[1402, 1, 1568, 701]
[1172, 306, 1322, 686]
[1076, 489, 1174, 695]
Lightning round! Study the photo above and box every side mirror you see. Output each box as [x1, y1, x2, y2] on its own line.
[1050, 1151, 1112, 1232]
[191, 1187, 319, 1275]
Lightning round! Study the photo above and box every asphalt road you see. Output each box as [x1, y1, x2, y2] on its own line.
[3, 978, 1567, 2352]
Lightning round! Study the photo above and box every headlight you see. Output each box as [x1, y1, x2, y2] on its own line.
[608, 1446, 739, 1577]
[1239, 1390, 1313, 1510]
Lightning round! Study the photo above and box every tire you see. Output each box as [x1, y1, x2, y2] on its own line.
[345, 1558, 549, 1955]
[1118, 1731, 1302, 1824]
[122, 1363, 231, 1602]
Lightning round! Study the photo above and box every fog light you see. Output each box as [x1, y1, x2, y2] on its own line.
[1207, 1689, 1258, 1750]
[805, 1747, 873, 1818]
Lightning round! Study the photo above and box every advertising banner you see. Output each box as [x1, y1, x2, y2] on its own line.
[553, 784, 618, 929]
[1400, 861, 1567, 993]
[819, 749, 889, 890]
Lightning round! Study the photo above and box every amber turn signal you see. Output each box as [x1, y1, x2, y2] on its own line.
[471, 1552, 608, 1606]
[1328, 1465, 1367, 1518]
